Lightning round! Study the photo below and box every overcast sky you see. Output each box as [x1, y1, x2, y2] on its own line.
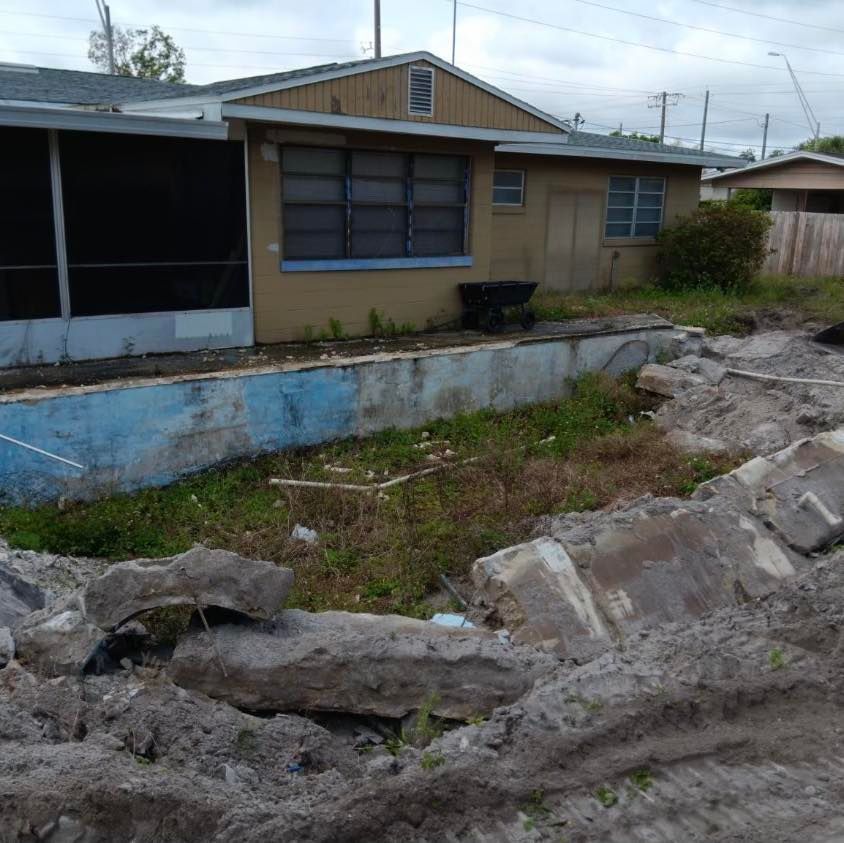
[1, 0, 842, 154]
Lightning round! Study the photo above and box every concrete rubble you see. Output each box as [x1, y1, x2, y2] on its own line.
[81, 546, 294, 630]
[0, 563, 47, 629]
[654, 330, 844, 456]
[170, 609, 555, 719]
[473, 493, 801, 659]
[695, 429, 844, 554]
[13, 594, 104, 675]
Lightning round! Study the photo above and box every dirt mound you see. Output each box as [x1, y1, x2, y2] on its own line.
[2, 549, 844, 842]
[654, 330, 844, 456]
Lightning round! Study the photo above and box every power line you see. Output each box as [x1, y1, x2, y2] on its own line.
[569, 0, 844, 59]
[688, 0, 844, 36]
[0, 8, 362, 44]
[452, 0, 844, 78]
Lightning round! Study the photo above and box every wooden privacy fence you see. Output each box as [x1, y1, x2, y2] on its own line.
[764, 211, 844, 277]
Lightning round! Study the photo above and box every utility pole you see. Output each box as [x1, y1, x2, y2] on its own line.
[648, 91, 682, 144]
[95, 0, 115, 74]
[700, 89, 710, 151]
[768, 52, 819, 141]
[374, 0, 381, 59]
[451, 0, 457, 64]
[761, 113, 770, 159]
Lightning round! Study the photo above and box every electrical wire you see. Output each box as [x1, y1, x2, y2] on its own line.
[688, 0, 844, 35]
[570, 0, 844, 58]
[451, 0, 844, 78]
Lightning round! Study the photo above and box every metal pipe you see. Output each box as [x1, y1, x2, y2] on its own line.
[0, 433, 84, 469]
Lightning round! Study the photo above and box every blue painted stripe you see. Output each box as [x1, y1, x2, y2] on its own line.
[281, 256, 474, 272]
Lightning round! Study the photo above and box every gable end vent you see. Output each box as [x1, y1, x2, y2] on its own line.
[408, 66, 435, 117]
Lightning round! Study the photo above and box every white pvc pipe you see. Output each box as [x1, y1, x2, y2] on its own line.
[0, 433, 84, 470]
[725, 368, 844, 388]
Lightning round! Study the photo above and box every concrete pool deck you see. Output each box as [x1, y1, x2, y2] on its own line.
[0, 315, 675, 504]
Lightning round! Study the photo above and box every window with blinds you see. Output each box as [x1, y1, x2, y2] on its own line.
[281, 146, 469, 262]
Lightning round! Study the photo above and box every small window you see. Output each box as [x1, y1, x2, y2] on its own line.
[408, 66, 435, 116]
[605, 175, 665, 238]
[493, 170, 525, 206]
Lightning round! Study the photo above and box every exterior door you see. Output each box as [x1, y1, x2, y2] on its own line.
[544, 190, 603, 291]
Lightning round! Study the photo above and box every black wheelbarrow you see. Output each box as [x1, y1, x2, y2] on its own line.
[459, 281, 538, 333]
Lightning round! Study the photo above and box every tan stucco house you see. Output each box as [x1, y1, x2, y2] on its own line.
[0, 52, 738, 365]
[702, 151, 844, 212]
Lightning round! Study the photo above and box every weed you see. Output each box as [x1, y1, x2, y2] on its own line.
[235, 728, 257, 755]
[385, 692, 444, 755]
[302, 325, 315, 343]
[522, 818, 535, 832]
[368, 308, 385, 336]
[565, 693, 603, 713]
[533, 275, 844, 338]
[769, 648, 786, 671]
[328, 317, 345, 340]
[595, 786, 618, 808]
[629, 768, 653, 791]
[420, 751, 446, 770]
[465, 713, 487, 726]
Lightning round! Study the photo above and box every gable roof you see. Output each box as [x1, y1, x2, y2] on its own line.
[0, 53, 569, 134]
[498, 131, 743, 168]
[0, 63, 192, 105]
[702, 150, 844, 182]
[117, 52, 571, 134]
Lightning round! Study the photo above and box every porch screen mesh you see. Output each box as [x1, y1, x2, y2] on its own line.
[281, 147, 469, 261]
[0, 127, 61, 321]
[59, 131, 249, 316]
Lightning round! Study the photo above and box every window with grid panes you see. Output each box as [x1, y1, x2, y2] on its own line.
[281, 147, 468, 261]
[604, 176, 665, 238]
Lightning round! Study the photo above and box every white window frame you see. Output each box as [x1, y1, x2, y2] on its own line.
[492, 169, 526, 206]
[408, 66, 435, 117]
[605, 175, 666, 239]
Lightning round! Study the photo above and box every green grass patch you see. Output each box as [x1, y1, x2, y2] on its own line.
[0, 372, 741, 617]
[533, 275, 844, 336]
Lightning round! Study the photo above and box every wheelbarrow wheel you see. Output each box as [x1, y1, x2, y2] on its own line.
[520, 308, 537, 330]
[486, 306, 505, 333]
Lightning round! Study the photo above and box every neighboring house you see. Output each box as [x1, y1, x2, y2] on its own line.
[702, 151, 844, 212]
[700, 168, 734, 202]
[0, 52, 739, 366]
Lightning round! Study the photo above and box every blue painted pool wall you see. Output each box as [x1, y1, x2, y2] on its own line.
[0, 330, 669, 505]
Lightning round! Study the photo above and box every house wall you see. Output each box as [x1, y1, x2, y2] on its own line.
[233, 61, 563, 135]
[247, 123, 494, 343]
[712, 159, 844, 190]
[490, 154, 702, 290]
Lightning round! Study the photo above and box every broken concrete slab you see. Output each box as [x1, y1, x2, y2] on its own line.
[0, 627, 13, 668]
[169, 609, 556, 719]
[13, 596, 103, 675]
[474, 497, 801, 660]
[0, 564, 47, 630]
[695, 428, 844, 554]
[665, 429, 729, 455]
[667, 355, 726, 386]
[81, 546, 294, 631]
[636, 363, 709, 397]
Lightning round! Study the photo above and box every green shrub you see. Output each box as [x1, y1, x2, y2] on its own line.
[656, 203, 772, 293]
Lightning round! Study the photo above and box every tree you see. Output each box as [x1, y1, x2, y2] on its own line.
[88, 25, 186, 82]
[767, 148, 786, 158]
[798, 136, 844, 154]
[609, 130, 661, 144]
[738, 148, 757, 162]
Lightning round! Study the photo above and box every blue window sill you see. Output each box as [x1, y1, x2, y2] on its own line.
[281, 256, 473, 272]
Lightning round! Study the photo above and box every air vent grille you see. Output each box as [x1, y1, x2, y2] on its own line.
[408, 66, 435, 116]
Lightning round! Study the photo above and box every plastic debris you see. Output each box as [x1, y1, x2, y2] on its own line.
[430, 613, 474, 629]
[290, 524, 319, 544]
